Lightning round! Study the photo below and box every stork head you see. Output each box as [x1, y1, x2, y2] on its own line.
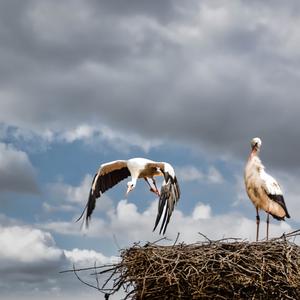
[251, 137, 262, 151]
[126, 181, 136, 196]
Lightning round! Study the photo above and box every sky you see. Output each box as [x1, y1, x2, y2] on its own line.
[1, 0, 300, 299]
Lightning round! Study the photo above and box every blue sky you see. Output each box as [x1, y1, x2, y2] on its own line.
[1, 1, 300, 299]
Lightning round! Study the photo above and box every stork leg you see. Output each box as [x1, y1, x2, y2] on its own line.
[144, 178, 160, 196]
[151, 178, 160, 196]
[266, 212, 270, 241]
[256, 207, 260, 242]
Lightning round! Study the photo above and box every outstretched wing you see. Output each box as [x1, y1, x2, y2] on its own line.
[77, 160, 130, 225]
[153, 163, 180, 234]
[261, 172, 290, 220]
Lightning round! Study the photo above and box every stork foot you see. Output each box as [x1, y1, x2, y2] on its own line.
[149, 187, 160, 196]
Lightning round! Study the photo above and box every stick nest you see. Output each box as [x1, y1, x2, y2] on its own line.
[66, 231, 300, 299]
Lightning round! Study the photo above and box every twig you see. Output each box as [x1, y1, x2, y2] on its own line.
[173, 232, 180, 246]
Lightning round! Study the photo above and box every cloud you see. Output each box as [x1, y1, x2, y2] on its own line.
[232, 173, 248, 207]
[0, 224, 65, 291]
[41, 198, 293, 246]
[176, 166, 204, 181]
[44, 174, 113, 215]
[92, 125, 162, 153]
[59, 125, 95, 143]
[1, 123, 161, 154]
[0, 143, 38, 194]
[0, 226, 60, 263]
[38, 220, 91, 236]
[0, 124, 54, 151]
[192, 203, 211, 220]
[1, 1, 300, 172]
[64, 248, 119, 267]
[42, 203, 76, 213]
[47, 174, 92, 204]
[3, 1, 300, 299]
[176, 165, 223, 183]
[207, 166, 224, 183]
[0, 218, 117, 300]
[274, 172, 300, 220]
[59, 124, 162, 153]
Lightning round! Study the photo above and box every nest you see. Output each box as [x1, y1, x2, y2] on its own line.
[63, 231, 300, 299]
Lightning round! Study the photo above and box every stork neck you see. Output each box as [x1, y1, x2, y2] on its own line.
[131, 177, 137, 186]
[249, 148, 258, 161]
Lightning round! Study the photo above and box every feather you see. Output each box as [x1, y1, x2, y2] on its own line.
[153, 169, 180, 234]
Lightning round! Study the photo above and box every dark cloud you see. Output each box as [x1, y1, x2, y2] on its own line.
[91, 0, 187, 23]
[0, 143, 39, 194]
[1, 0, 300, 171]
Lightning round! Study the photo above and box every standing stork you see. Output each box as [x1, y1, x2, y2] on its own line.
[77, 157, 180, 234]
[244, 137, 290, 241]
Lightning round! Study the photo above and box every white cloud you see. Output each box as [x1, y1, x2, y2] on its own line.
[1, 123, 162, 155]
[172, 209, 292, 243]
[0, 213, 22, 227]
[42, 198, 293, 246]
[64, 248, 119, 266]
[176, 165, 223, 184]
[275, 172, 300, 220]
[0, 143, 38, 193]
[0, 220, 118, 300]
[38, 220, 93, 236]
[207, 166, 224, 183]
[42, 202, 76, 213]
[0, 226, 63, 265]
[232, 173, 249, 207]
[192, 203, 211, 220]
[45, 124, 162, 153]
[47, 174, 92, 204]
[44, 174, 114, 215]
[97, 125, 162, 153]
[0, 124, 54, 153]
[58, 124, 162, 153]
[176, 165, 204, 181]
[60, 125, 95, 143]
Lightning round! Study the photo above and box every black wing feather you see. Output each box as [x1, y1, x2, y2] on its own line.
[153, 171, 180, 234]
[77, 167, 130, 226]
[267, 193, 290, 220]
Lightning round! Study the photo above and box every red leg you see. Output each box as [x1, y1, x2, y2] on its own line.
[266, 212, 270, 241]
[144, 178, 159, 196]
[256, 207, 260, 242]
[151, 178, 160, 196]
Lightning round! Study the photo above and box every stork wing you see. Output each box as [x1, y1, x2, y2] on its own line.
[77, 160, 130, 225]
[153, 165, 180, 234]
[261, 172, 290, 219]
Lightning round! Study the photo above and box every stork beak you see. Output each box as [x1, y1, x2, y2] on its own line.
[125, 186, 131, 196]
[251, 143, 258, 151]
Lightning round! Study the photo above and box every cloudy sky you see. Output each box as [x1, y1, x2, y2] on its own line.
[1, 0, 300, 299]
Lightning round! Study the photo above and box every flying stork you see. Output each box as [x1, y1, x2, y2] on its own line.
[77, 157, 180, 234]
[244, 137, 290, 241]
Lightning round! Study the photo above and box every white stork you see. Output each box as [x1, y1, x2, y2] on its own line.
[77, 157, 180, 234]
[244, 137, 290, 241]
